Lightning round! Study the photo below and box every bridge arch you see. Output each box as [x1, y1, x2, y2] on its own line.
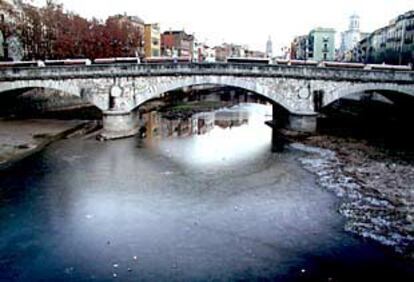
[131, 75, 310, 114]
[0, 80, 82, 98]
[324, 83, 414, 108]
[0, 80, 110, 111]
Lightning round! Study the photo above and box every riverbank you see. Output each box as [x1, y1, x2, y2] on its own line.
[0, 119, 97, 169]
[288, 133, 414, 259]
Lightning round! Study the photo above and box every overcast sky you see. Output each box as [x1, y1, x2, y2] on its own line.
[33, 0, 413, 54]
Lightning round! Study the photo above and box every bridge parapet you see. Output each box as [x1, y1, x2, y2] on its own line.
[0, 63, 413, 84]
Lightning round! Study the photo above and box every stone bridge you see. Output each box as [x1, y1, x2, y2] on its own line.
[0, 63, 413, 140]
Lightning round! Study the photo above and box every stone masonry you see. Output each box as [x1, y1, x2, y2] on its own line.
[0, 63, 413, 138]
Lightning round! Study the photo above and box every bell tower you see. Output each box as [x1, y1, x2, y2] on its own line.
[349, 14, 360, 31]
[266, 36, 273, 58]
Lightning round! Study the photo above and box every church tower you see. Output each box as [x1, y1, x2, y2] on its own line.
[340, 14, 363, 60]
[349, 14, 360, 31]
[266, 36, 273, 58]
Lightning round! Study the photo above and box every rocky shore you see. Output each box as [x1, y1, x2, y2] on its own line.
[289, 135, 414, 259]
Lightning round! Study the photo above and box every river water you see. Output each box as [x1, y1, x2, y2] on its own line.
[0, 104, 413, 282]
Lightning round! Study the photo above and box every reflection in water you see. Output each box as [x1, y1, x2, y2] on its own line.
[141, 105, 254, 139]
[140, 104, 271, 168]
[0, 104, 413, 282]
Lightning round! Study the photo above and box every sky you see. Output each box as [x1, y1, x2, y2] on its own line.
[32, 0, 413, 55]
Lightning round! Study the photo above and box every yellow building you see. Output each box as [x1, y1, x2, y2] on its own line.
[144, 23, 161, 58]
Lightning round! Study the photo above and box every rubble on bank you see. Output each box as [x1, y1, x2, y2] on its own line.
[290, 135, 414, 259]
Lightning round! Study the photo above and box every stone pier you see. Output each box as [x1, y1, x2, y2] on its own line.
[100, 110, 140, 140]
[269, 104, 317, 152]
[287, 114, 318, 133]
[270, 104, 287, 152]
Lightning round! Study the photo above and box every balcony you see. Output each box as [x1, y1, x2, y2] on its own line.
[404, 38, 413, 44]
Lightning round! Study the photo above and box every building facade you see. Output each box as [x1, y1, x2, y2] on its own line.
[192, 41, 202, 62]
[0, 0, 22, 25]
[161, 30, 194, 58]
[110, 14, 145, 57]
[352, 10, 414, 65]
[6, 34, 22, 61]
[214, 43, 248, 61]
[204, 46, 216, 63]
[290, 35, 308, 60]
[290, 28, 335, 61]
[214, 45, 227, 62]
[214, 43, 264, 62]
[1, 0, 23, 60]
[248, 50, 266, 58]
[0, 30, 4, 59]
[144, 23, 161, 58]
[194, 42, 216, 63]
[308, 28, 336, 61]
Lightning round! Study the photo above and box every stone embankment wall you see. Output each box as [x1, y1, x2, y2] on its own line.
[0, 88, 95, 117]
